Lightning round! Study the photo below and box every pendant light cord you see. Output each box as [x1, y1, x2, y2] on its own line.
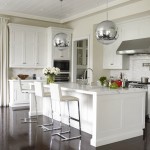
[106, 0, 108, 20]
[60, 0, 63, 19]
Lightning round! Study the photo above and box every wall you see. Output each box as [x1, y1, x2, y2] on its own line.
[65, 0, 150, 82]
[110, 55, 150, 81]
[5, 0, 150, 80]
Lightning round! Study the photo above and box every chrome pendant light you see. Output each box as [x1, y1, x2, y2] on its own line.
[53, 32, 70, 50]
[96, 0, 118, 45]
[53, 0, 70, 50]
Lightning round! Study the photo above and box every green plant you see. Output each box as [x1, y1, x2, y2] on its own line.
[99, 76, 107, 86]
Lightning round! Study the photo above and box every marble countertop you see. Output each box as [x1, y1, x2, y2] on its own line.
[44, 82, 147, 95]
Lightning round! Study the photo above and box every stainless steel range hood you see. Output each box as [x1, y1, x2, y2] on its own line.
[116, 38, 150, 55]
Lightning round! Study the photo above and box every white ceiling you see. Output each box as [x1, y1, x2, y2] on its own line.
[0, 0, 136, 23]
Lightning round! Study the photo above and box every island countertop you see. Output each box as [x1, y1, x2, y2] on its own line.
[44, 82, 147, 95]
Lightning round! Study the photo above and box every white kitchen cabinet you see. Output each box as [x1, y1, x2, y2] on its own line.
[9, 80, 32, 108]
[9, 23, 47, 68]
[103, 27, 129, 69]
[122, 16, 150, 41]
[47, 27, 72, 66]
[121, 20, 139, 41]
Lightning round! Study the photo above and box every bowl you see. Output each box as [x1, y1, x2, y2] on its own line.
[17, 74, 29, 80]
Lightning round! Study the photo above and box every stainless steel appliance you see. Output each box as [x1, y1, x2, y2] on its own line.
[116, 37, 150, 55]
[55, 73, 70, 82]
[54, 60, 70, 72]
[129, 81, 149, 119]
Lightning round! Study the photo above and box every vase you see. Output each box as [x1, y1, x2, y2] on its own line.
[47, 75, 55, 84]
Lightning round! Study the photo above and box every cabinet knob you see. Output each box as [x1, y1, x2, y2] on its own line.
[60, 55, 63, 57]
[23, 62, 26, 64]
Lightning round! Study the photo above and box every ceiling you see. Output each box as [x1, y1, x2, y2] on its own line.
[0, 0, 138, 23]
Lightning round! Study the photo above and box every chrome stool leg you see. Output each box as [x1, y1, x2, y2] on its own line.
[38, 98, 53, 130]
[21, 97, 38, 123]
[52, 100, 81, 141]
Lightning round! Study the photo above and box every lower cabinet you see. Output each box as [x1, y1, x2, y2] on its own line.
[9, 80, 32, 108]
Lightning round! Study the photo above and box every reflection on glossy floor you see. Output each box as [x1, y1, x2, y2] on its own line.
[0, 107, 150, 150]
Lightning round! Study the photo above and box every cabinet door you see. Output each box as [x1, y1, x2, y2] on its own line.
[9, 30, 25, 67]
[122, 22, 139, 41]
[103, 28, 128, 69]
[139, 18, 150, 38]
[23, 31, 35, 67]
[35, 31, 47, 67]
[53, 47, 70, 60]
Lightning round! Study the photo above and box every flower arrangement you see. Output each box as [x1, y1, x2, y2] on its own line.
[43, 67, 60, 84]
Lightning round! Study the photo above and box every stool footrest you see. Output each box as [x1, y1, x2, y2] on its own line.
[52, 132, 81, 141]
[38, 123, 53, 127]
[61, 135, 81, 141]
[43, 127, 62, 132]
[21, 120, 37, 123]
[21, 118, 37, 123]
[70, 117, 79, 122]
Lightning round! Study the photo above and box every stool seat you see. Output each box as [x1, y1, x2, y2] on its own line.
[61, 96, 79, 101]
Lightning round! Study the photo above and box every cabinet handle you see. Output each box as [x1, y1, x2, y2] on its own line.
[36, 62, 39, 64]
[23, 62, 26, 64]
[60, 55, 63, 57]
[110, 63, 114, 65]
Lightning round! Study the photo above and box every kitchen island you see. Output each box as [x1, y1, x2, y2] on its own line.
[29, 83, 146, 147]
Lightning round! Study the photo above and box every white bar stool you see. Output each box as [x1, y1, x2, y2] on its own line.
[34, 81, 54, 131]
[18, 79, 37, 123]
[50, 83, 81, 141]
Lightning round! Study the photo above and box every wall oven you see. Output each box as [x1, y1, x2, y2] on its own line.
[54, 60, 70, 72]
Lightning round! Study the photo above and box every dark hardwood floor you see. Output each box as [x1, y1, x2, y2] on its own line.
[0, 107, 150, 150]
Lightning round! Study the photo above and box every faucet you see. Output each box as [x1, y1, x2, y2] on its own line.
[82, 68, 93, 85]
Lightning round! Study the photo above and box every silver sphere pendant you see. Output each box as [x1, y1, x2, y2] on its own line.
[53, 33, 70, 50]
[96, 20, 118, 45]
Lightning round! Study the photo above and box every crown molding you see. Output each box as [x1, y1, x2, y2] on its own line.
[0, 0, 141, 24]
[0, 11, 61, 23]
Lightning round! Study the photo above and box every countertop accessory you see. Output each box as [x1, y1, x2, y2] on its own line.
[141, 77, 149, 83]
[17, 74, 29, 80]
[95, 0, 118, 45]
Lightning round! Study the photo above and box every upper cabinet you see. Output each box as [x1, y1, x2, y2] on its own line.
[103, 27, 129, 70]
[9, 23, 47, 68]
[122, 17, 150, 41]
[47, 27, 72, 66]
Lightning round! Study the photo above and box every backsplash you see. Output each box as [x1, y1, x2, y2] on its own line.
[9, 68, 45, 80]
[110, 55, 150, 81]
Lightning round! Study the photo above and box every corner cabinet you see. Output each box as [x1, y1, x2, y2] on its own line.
[47, 27, 72, 67]
[9, 23, 47, 68]
[103, 27, 129, 70]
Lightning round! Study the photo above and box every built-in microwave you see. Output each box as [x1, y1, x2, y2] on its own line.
[54, 60, 70, 72]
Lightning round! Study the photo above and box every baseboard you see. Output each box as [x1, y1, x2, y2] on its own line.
[90, 130, 143, 147]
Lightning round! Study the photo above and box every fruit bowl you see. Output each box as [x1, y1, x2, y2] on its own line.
[17, 74, 29, 80]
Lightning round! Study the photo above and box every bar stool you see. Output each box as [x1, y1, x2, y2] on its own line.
[18, 79, 37, 123]
[50, 83, 81, 141]
[34, 81, 53, 131]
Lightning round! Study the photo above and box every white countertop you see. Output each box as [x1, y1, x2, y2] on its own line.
[44, 82, 147, 95]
